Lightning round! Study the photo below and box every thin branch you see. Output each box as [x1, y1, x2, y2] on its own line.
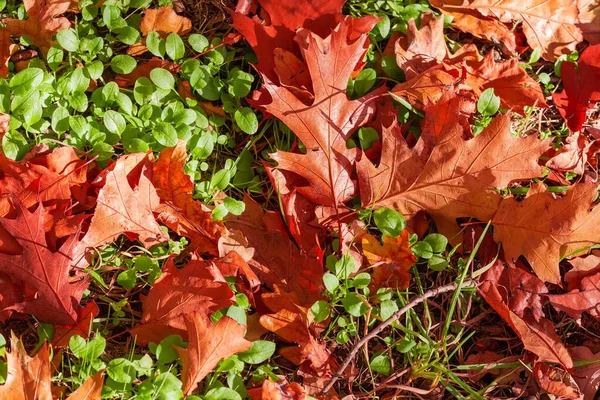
[321, 279, 478, 395]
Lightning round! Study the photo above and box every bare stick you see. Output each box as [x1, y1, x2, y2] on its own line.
[321, 279, 478, 395]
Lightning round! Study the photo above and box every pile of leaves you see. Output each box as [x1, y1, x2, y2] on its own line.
[0, 0, 600, 398]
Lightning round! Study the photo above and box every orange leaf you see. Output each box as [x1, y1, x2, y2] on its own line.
[71, 154, 168, 266]
[533, 363, 581, 398]
[362, 231, 417, 291]
[153, 141, 225, 255]
[174, 313, 251, 396]
[65, 371, 104, 400]
[4, 0, 71, 56]
[0, 29, 17, 78]
[0, 333, 53, 400]
[139, 6, 192, 38]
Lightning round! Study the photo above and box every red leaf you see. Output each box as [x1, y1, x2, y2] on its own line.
[221, 195, 323, 306]
[128, 254, 235, 345]
[0, 201, 88, 325]
[174, 312, 251, 396]
[71, 154, 168, 267]
[547, 272, 600, 323]
[552, 43, 600, 132]
[52, 301, 99, 348]
[255, 18, 385, 208]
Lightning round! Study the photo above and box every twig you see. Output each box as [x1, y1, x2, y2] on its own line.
[321, 279, 478, 395]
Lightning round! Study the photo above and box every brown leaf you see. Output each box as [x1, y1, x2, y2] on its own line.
[428, 0, 517, 55]
[0, 201, 88, 325]
[139, 6, 191, 37]
[71, 154, 168, 266]
[66, 371, 104, 400]
[357, 95, 548, 240]
[492, 183, 600, 284]
[4, 0, 71, 56]
[153, 141, 225, 255]
[254, 17, 385, 208]
[361, 231, 417, 291]
[221, 195, 323, 306]
[431, 0, 582, 60]
[546, 131, 594, 174]
[259, 379, 307, 400]
[174, 312, 251, 396]
[577, 0, 600, 44]
[128, 254, 235, 345]
[391, 66, 461, 108]
[533, 363, 581, 399]
[0, 333, 53, 400]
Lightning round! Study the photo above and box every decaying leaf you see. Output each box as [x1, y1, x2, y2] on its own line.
[139, 6, 192, 37]
[362, 231, 417, 290]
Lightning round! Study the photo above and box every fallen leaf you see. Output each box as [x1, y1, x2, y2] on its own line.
[492, 183, 600, 284]
[52, 301, 99, 348]
[153, 141, 225, 255]
[72, 154, 168, 267]
[565, 251, 600, 289]
[128, 254, 235, 345]
[552, 43, 600, 132]
[361, 231, 417, 291]
[221, 195, 323, 306]
[139, 6, 192, 37]
[259, 379, 307, 400]
[174, 312, 251, 396]
[0, 333, 53, 400]
[113, 58, 176, 88]
[391, 66, 461, 108]
[0, 29, 18, 79]
[260, 289, 332, 372]
[428, 0, 517, 55]
[547, 272, 600, 322]
[0, 201, 88, 325]
[479, 278, 574, 368]
[546, 131, 594, 174]
[533, 363, 581, 398]
[255, 18, 386, 208]
[569, 346, 600, 399]
[0, 272, 23, 322]
[357, 95, 548, 240]
[577, 0, 600, 44]
[4, 0, 71, 56]
[66, 371, 104, 400]
[430, 0, 583, 60]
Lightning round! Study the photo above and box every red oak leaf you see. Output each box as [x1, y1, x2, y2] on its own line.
[254, 18, 386, 208]
[128, 254, 235, 345]
[174, 312, 251, 396]
[152, 141, 225, 255]
[0, 200, 88, 325]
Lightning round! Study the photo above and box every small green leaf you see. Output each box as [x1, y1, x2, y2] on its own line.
[234, 107, 258, 134]
[150, 68, 175, 90]
[211, 169, 231, 191]
[396, 338, 416, 353]
[107, 358, 136, 384]
[342, 293, 368, 317]
[352, 272, 371, 289]
[428, 254, 449, 271]
[323, 273, 339, 294]
[310, 300, 330, 322]
[374, 207, 406, 238]
[353, 68, 377, 97]
[115, 26, 141, 45]
[238, 341, 276, 364]
[412, 241, 433, 259]
[104, 110, 126, 136]
[211, 203, 228, 221]
[166, 33, 185, 60]
[57, 28, 79, 52]
[477, 88, 500, 116]
[223, 197, 245, 215]
[155, 335, 186, 364]
[381, 55, 404, 80]
[423, 233, 448, 253]
[358, 127, 379, 150]
[189, 33, 209, 53]
[370, 353, 391, 375]
[47, 46, 64, 70]
[334, 254, 355, 279]
[146, 31, 164, 58]
[379, 299, 398, 320]
[51, 107, 70, 133]
[153, 121, 178, 147]
[117, 268, 137, 288]
[111, 55, 137, 74]
[204, 387, 242, 400]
